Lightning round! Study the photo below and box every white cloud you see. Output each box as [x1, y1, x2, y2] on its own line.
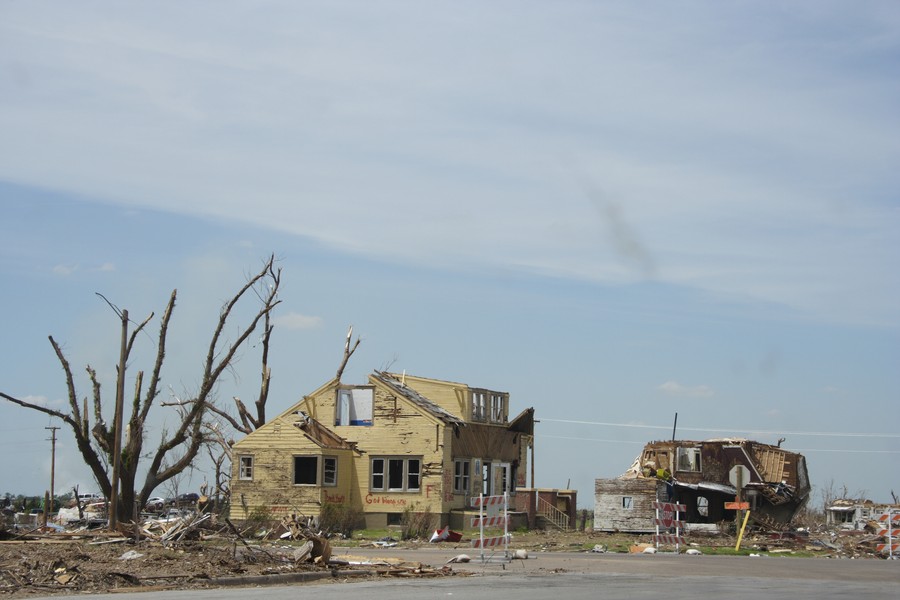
[52, 264, 78, 276]
[96, 262, 116, 272]
[274, 312, 323, 330]
[2, 2, 897, 327]
[657, 381, 715, 398]
[24, 394, 63, 408]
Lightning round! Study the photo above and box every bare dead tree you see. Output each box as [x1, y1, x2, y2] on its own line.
[1, 255, 281, 525]
[204, 293, 277, 437]
[199, 322, 358, 509]
[335, 325, 360, 382]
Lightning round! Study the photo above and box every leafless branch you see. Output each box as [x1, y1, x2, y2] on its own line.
[335, 325, 361, 382]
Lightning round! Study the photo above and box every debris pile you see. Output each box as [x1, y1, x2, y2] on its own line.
[0, 511, 459, 597]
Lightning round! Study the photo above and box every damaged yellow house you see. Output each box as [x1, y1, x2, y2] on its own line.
[229, 371, 534, 529]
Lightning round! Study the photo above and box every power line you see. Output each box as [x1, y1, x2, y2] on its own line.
[540, 434, 900, 454]
[540, 418, 900, 439]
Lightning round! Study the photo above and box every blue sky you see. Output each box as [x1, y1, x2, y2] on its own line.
[1, 1, 898, 507]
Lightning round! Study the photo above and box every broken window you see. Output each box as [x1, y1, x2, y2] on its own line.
[370, 457, 421, 492]
[238, 455, 253, 481]
[472, 392, 486, 421]
[835, 510, 855, 524]
[622, 496, 634, 509]
[294, 456, 318, 485]
[490, 394, 506, 423]
[454, 459, 470, 494]
[676, 447, 702, 472]
[335, 387, 374, 426]
[697, 496, 709, 517]
[323, 457, 337, 487]
[483, 461, 512, 496]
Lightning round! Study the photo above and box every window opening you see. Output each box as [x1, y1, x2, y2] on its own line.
[697, 496, 709, 517]
[472, 392, 486, 421]
[335, 387, 374, 426]
[490, 394, 505, 423]
[371, 458, 385, 490]
[238, 455, 253, 480]
[454, 459, 470, 494]
[371, 457, 421, 492]
[676, 447, 702, 472]
[323, 457, 337, 486]
[407, 459, 421, 491]
[294, 456, 318, 485]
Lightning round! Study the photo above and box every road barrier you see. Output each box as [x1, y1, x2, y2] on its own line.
[652, 501, 686, 552]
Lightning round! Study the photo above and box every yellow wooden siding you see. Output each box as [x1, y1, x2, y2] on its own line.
[229, 414, 354, 520]
[386, 374, 470, 419]
[229, 374, 527, 521]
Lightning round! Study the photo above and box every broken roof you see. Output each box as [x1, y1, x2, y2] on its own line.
[371, 371, 465, 426]
[291, 412, 357, 451]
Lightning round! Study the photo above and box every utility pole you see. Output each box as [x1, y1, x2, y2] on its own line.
[45, 426, 59, 514]
[110, 308, 128, 530]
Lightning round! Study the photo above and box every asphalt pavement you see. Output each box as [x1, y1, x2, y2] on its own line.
[27, 546, 900, 600]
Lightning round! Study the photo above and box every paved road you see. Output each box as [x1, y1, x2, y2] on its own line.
[29, 547, 900, 600]
[335, 545, 899, 582]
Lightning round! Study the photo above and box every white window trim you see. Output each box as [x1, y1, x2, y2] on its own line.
[490, 394, 505, 423]
[472, 392, 486, 422]
[323, 456, 338, 487]
[453, 459, 471, 494]
[238, 455, 254, 481]
[370, 456, 422, 492]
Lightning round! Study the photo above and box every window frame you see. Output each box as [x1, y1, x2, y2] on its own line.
[490, 393, 505, 423]
[370, 456, 422, 492]
[293, 455, 319, 486]
[675, 447, 702, 473]
[472, 392, 486, 422]
[238, 455, 254, 481]
[453, 459, 471, 494]
[323, 456, 338, 487]
[335, 386, 375, 427]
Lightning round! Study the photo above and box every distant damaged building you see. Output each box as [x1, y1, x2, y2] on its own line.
[594, 439, 810, 532]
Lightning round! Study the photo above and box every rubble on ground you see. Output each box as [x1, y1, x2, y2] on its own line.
[0, 511, 457, 598]
[0, 511, 894, 598]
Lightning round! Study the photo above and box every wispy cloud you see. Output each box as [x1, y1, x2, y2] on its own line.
[1, 2, 897, 327]
[25, 395, 63, 408]
[52, 264, 78, 276]
[274, 312, 323, 330]
[657, 381, 715, 398]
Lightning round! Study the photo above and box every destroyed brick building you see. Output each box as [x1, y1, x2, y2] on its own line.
[594, 438, 810, 532]
[229, 371, 535, 529]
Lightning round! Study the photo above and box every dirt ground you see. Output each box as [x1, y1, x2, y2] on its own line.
[0, 526, 613, 597]
[0, 524, 887, 598]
